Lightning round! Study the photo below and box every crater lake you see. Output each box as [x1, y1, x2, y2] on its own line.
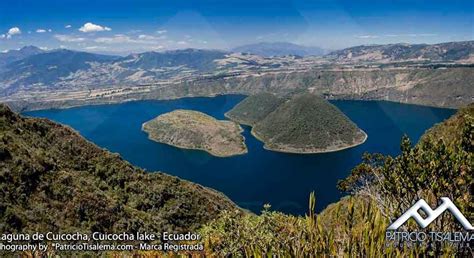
[25, 95, 456, 214]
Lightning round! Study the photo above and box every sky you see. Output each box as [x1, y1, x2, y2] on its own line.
[1, 0, 473, 54]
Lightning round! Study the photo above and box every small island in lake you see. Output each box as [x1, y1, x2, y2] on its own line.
[226, 92, 367, 154]
[142, 110, 247, 157]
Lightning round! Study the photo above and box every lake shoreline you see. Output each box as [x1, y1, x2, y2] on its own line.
[143, 131, 249, 158]
[251, 128, 368, 154]
[12, 92, 459, 114]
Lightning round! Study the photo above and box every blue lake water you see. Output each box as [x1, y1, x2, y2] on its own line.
[25, 95, 456, 215]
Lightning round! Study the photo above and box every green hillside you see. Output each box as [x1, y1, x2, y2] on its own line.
[420, 103, 474, 146]
[0, 104, 236, 235]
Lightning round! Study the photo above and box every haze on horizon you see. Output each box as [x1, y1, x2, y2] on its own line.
[1, 0, 473, 54]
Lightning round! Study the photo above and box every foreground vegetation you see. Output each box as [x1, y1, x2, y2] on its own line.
[200, 104, 473, 256]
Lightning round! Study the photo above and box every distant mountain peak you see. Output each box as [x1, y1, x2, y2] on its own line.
[232, 42, 327, 57]
[0, 45, 44, 68]
[19, 45, 42, 51]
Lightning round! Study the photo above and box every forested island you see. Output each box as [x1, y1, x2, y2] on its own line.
[142, 110, 247, 157]
[226, 92, 367, 153]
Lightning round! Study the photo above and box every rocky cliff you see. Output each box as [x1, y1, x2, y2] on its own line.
[4, 67, 473, 111]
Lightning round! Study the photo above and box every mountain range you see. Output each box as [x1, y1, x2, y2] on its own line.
[0, 48, 229, 95]
[0, 49, 117, 93]
[325, 41, 474, 62]
[232, 42, 327, 57]
[0, 40, 472, 108]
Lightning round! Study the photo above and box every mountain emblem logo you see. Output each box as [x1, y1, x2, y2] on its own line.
[388, 197, 474, 230]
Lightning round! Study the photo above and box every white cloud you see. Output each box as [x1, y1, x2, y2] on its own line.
[0, 34, 5, 39]
[8, 27, 21, 35]
[65, 25, 72, 29]
[36, 29, 47, 33]
[157, 30, 167, 34]
[177, 41, 187, 45]
[48, 29, 52, 32]
[79, 22, 111, 33]
[54, 34, 86, 42]
[5, 27, 21, 39]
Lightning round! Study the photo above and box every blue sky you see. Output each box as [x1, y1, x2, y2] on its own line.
[1, 0, 473, 54]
